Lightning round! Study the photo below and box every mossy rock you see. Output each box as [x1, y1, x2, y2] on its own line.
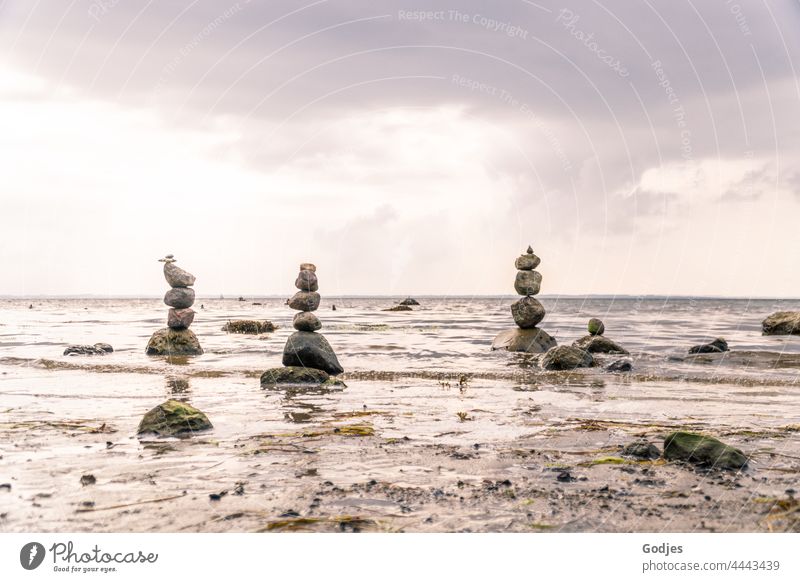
[261, 366, 330, 387]
[137, 399, 212, 437]
[762, 311, 800, 335]
[663, 431, 747, 470]
[222, 320, 276, 334]
[145, 328, 203, 356]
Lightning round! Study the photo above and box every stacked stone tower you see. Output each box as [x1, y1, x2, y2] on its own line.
[146, 255, 203, 356]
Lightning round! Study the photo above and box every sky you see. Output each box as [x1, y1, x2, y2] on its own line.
[1, 0, 799, 297]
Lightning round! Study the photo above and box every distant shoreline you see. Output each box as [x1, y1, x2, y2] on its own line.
[2, 294, 799, 301]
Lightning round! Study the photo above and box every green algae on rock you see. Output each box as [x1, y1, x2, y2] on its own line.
[260, 366, 330, 387]
[663, 431, 747, 470]
[145, 328, 203, 356]
[222, 320, 276, 334]
[137, 399, 212, 437]
[762, 311, 800, 335]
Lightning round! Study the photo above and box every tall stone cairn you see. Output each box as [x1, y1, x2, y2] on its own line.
[145, 255, 203, 356]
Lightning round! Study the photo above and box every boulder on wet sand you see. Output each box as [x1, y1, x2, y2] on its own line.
[399, 297, 420, 306]
[163, 262, 196, 288]
[146, 328, 203, 355]
[293, 311, 322, 332]
[541, 345, 593, 370]
[167, 308, 195, 329]
[64, 343, 114, 356]
[491, 327, 557, 353]
[623, 440, 661, 460]
[588, 318, 605, 336]
[605, 358, 633, 373]
[288, 291, 320, 312]
[164, 287, 195, 309]
[383, 304, 412, 312]
[511, 296, 545, 329]
[295, 269, 319, 292]
[137, 399, 212, 437]
[260, 366, 330, 387]
[573, 335, 629, 354]
[688, 338, 729, 354]
[762, 311, 800, 335]
[282, 331, 344, 375]
[514, 270, 542, 296]
[663, 431, 747, 470]
[221, 320, 276, 334]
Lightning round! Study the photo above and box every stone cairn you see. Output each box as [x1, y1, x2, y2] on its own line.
[145, 255, 203, 356]
[491, 246, 557, 353]
[281, 262, 344, 375]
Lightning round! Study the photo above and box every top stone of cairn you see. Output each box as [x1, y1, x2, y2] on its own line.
[515, 246, 541, 271]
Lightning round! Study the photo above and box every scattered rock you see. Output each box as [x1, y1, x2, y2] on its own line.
[663, 432, 747, 470]
[510, 296, 545, 329]
[573, 335, 629, 354]
[383, 304, 412, 312]
[137, 399, 213, 437]
[491, 327, 557, 353]
[541, 345, 593, 370]
[588, 318, 605, 335]
[762, 311, 800, 335]
[514, 270, 542, 296]
[282, 331, 344, 375]
[293, 312, 322, 332]
[167, 308, 195, 329]
[399, 297, 420, 306]
[80, 474, 96, 486]
[605, 358, 633, 372]
[260, 366, 330, 387]
[295, 270, 319, 292]
[556, 470, 575, 483]
[164, 287, 195, 309]
[145, 328, 203, 356]
[221, 320, 276, 334]
[688, 338, 729, 354]
[63, 343, 114, 356]
[288, 291, 320, 312]
[163, 262, 196, 288]
[622, 440, 661, 460]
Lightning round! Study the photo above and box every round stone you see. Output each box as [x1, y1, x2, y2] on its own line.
[168, 308, 195, 329]
[510, 296, 545, 328]
[295, 269, 319, 292]
[514, 270, 542, 296]
[288, 291, 320, 312]
[588, 318, 605, 335]
[514, 253, 541, 271]
[164, 287, 195, 309]
[293, 311, 322, 331]
[163, 262, 196, 288]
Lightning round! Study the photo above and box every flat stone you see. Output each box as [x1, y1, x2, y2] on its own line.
[295, 269, 319, 292]
[663, 432, 747, 470]
[514, 270, 542, 296]
[260, 366, 330, 387]
[762, 311, 800, 335]
[491, 327, 557, 353]
[282, 331, 344, 375]
[573, 335, 628, 354]
[288, 291, 320, 312]
[163, 262, 196, 288]
[511, 296, 545, 328]
[588, 318, 605, 335]
[167, 308, 195, 329]
[514, 253, 541, 271]
[541, 345, 593, 370]
[688, 338, 728, 354]
[293, 311, 322, 331]
[221, 320, 276, 334]
[63, 343, 114, 356]
[164, 287, 195, 309]
[145, 328, 203, 356]
[137, 399, 212, 437]
[300, 263, 316, 272]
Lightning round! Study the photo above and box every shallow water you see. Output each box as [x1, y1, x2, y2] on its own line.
[1, 296, 799, 532]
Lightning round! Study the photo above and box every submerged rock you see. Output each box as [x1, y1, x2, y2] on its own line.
[762, 311, 800, 335]
[167, 308, 195, 329]
[491, 327, 557, 353]
[137, 399, 212, 437]
[399, 297, 420, 306]
[163, 262, 196, 288]
[260, 366, 330, 387]
[604, 358, 633, 372]
[293, 311, 322, 332]
[510, 296, 545, 328]
[514, 270, 542, 296]
[541, 345, 593, 370]
[221, 320, 276, 334]
[145, 328, 203, 356]
[164, 287, 195, 309]
[663, 431, 747, 470]
[282, 331, 344, 375]
[588, 318, 605, 336]
[688, 338, 729, 354]
[63, 343, 114, 356]
[623, 440, 661, 460]
[573, 335, 628, 354]
[288, 291, 320, 312]
[383, 304, 412, 312]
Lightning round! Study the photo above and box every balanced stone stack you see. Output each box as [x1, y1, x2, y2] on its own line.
[282, 262, 344, 375]
[491, 246, 557, 353]
[146, 255, 203, 356]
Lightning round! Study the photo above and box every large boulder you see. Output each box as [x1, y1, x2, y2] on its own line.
[64, 343, 113, 356]
[146, 328, 203, 356]
[282, 331, 344, 375]
[514, 270, 542, 296]
[137, 399, 212, 437]
[688, 338, 729, 354]
[573, 335, 628, 354]
[164, 287, 195, 309]
[491, 327, 557, 353]
[541, 345, 593, 370]
[510, 296, 545, 328]
[288, 291, 320, 312]
[221, 320, 276, 334]
[163, 262, 196, 288]
[762, 311, 800, 335]
[260, 366, 330, 387]
[663, 432, 747, 470]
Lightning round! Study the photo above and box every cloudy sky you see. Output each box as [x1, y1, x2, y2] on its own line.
[1, 0, 799, 297]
